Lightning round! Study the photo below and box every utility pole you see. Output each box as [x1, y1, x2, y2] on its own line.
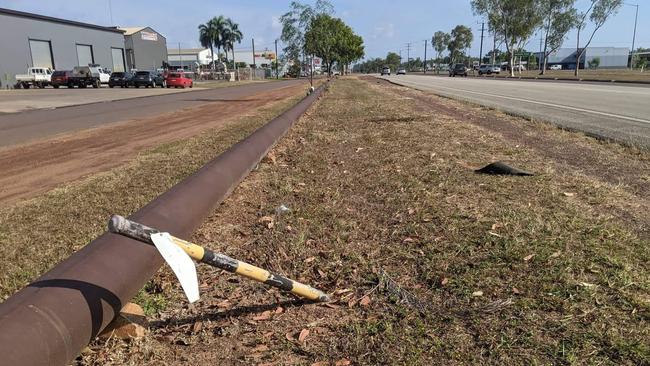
[423, 39, 428, 74]
[274, 39, 279, 79]
[405, 42, 412, 71]
[478, 22, 485, 65]
[251, 38, 256, 80]
[628, 3, 639, 68]
[108, 0, 113, 25]
[178, 42, 182, 70]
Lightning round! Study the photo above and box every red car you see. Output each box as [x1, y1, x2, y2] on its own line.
[165, 72, 193, 88]
[51, 70, 73, 88]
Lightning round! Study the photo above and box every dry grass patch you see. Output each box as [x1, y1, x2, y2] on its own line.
[79, 78, 649, 365]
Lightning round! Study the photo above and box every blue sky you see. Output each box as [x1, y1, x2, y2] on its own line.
[1, 0, 647, 60]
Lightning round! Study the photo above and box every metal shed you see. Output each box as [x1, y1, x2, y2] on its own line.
[120, 27, 168, 71]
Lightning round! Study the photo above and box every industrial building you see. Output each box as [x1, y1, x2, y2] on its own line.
[0, 7, 168, 88]
[543, 47, 629, 69]
[120, 27, 168, 71]
[0, 7, 126, 88]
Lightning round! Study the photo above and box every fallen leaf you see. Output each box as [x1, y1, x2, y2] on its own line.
[304, 257, 316, 264]
[563, 192, 576, 197]
[359, 296, 371, 307]
[440, 277, 449, 286]
[355, 147, 364, 153]
[408, 208, 415, 215]
[579, 282, 597, 288]
[491, 223, 504, 230]
[335, 360, 352, 366]
[472, 291, 484, 297]
[324, 303, 340, 309]
[285, 332, 295, 342]
[252, 344, 269, 353]
[298, 182, 306, 186]
[253, 311, 272, 321]
[275, 307, 284, 314]
[488, 231, 503, 238]
[403, 237, 415, 243]
[311, 363, 328, 366]
[285, 225, 293, 232]
[263, 331, 274, 338]
[512, 287, 521, 294]
[298, 328, 310, 343]
[550, 251, 562, 258]
[523, 254, 535, 262]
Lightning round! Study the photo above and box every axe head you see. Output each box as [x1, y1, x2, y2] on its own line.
[150, 232, 200, 303]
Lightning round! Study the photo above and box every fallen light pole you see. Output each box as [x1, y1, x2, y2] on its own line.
[0, 82, 326, 366]
[109, 215, 330, 302]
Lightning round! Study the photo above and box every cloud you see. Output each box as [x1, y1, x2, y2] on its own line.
[372, 23, 395, 39]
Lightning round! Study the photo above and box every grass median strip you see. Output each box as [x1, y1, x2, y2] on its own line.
[79, 77, 648, 365]
[0, 92, 303, 301]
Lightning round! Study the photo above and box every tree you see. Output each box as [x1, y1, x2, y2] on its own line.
[384, 52, 400, 72]
[304, 14, 364, 75]
[539, 0, 577, 74]
[222, 18, 243, 75]
[575, 0, 622, 76]
[198, 16, 226, 70]
[447, 25, 473, 64]
[280, 0, 334, 69]
[432, 31, 451, 74]
[472, 0, 544, 76]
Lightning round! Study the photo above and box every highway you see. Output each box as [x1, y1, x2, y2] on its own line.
[380, 75, 650, 147]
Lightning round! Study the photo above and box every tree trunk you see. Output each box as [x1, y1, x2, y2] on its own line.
[540, 35, 548, 75]
[509, 52, 515, 77]
[211, 45, 215, 71]
[575, 29, 581, 77]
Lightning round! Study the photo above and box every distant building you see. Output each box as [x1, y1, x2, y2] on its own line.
[0, 7, 126, 87]
[119, 27, 168, 71]
[541, 47, 629, 69]
[167, 47, 278, 71]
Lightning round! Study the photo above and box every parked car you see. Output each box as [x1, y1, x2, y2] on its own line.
[397, 68, 406, 75]
[478, 64, 501, 75]
[381, 66, 390, 76]
[15, 67, 53, 89]
[549, 64, 562, 70]
[70, 66, 110, 88]
[165, 72, 193, 88]
[449, 64, 468, 77]
[50, 70, 73, 88]
[132, 71, 166, 88]
[108, 72, 134, 88]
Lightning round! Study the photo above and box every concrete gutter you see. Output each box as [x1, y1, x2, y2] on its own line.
[0, 83, 326, 366]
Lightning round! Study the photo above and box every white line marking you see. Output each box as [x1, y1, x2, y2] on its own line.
[395, 78, 650, 125]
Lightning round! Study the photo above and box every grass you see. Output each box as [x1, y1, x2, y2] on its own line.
[467, 68, 650, 82]
[101, 77, 647, 365]
[2, 77, 647, 365]
[0, 92, 304, 301]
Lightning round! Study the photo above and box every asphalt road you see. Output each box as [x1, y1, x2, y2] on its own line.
[0, 80, 306, 147]
[380, 74, 650, 147]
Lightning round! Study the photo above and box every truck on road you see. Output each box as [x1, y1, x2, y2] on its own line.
[15, 67, 53, 89]
[69, 66, 110, 88]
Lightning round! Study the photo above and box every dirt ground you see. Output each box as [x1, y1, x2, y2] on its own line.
[72, 77, 648, 365]
[0, 83, 306, 205]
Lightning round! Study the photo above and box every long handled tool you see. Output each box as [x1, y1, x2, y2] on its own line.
[108, 215, 330, 302]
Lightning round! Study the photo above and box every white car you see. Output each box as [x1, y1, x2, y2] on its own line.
[478, 64, 501, 75]
[397, 69, 406, 75]
[549, 64, 562, 70]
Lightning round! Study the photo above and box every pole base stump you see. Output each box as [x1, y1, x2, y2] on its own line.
[98, 302, 147, 340]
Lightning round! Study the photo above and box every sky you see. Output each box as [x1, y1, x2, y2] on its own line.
[1, 0, 647, 61]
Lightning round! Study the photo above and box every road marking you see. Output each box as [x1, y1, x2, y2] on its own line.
[396, 78, 650, 125]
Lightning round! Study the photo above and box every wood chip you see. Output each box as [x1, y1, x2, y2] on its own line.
[523, 254, 535, 262]
[440, 277, 449, 286]
[298, 328, 310, 343]
[192, 321, 202, 333]
[472, 291, 484, 297]
[550, 251, 562, 258]
[563, 192, 576, 197]
[335, 360, 351, 366]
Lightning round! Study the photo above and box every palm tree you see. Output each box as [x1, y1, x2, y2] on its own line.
[198, 16, 226, 70]
[222, 18, 243, 75]
[209, 16, 226, 69]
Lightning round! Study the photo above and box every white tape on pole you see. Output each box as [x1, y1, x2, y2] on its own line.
[150, 232, 200, 303]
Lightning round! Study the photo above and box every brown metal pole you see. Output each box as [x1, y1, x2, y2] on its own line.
[0, 82, 326, 366]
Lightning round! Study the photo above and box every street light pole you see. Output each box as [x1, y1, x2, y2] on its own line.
[423, 40, 428, 74]
[274, 39, 279, 79]
[477, 21, 485, 66]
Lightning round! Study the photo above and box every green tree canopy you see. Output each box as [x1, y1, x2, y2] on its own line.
[432, 31, 451, 73]
[574, 0, 623, 76]
[539, 0, 578, 74]
[304, 14, 364, 75]
[280, 0, 334, 63]
[448, 25, 473, 64]
[472, 0, 544, 76]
